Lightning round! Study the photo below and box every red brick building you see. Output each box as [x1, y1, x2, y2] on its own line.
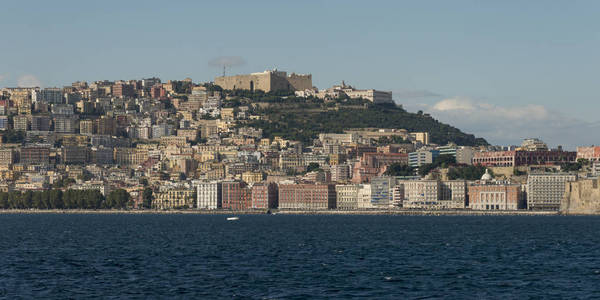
[20, 147, 50, 165]
[112, 83, 134, 98]
[278, 183, 336, 210]
[352, 152, 408, 183]
[347, 145, 377, 159]
[221, 181, 252, 210]
[150, 84, 166, 99]
[251, 182, 278, 209]
[473, 150, 576, 167]
[96, 116, 117, 136]
[62, 146, 89, 164]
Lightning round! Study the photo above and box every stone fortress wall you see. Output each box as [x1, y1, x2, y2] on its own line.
[215, 70, 312, 93]
[561, 178, 600, 214]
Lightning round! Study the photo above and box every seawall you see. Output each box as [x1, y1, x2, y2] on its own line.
[0, 209, 562, 216]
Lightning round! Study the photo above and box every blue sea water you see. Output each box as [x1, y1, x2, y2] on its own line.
[1, 214, 600, 299]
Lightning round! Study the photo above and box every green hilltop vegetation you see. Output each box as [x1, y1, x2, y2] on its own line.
[224, 90, 488, 146]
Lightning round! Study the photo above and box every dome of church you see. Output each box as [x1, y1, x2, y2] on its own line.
[481, 169, 492, 181]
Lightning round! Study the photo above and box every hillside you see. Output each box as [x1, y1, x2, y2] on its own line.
[226, 91, 488, 146]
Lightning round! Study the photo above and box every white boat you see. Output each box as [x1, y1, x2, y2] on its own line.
[227, 217, 239, 221]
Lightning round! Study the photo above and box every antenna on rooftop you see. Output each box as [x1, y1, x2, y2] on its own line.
[209, 56, 246, 78]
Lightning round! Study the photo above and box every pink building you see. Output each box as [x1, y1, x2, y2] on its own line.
[112, 83, 134, 98]
[468, 183, 524, 210]
[221, 181, 252, 210]
[278, 184, 336, 210]
[251, 182, 278, 209]
[473, 150, 576, 167]
[150, 84, 166, 99]
[352, 152, 408, 183]
[576, 146, 600, 162]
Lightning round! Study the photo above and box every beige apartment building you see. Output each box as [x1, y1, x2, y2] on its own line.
[155, 189, 196, 209]
[527, 173, 577, 211]
[336, 184, 360, 210]
[241, 171, 264, 184]
[114, 148, 149, 166]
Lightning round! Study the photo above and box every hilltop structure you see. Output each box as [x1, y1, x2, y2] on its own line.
[295, 81, 393, 104]
[214, 69, 312, 93]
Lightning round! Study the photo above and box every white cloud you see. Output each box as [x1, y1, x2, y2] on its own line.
[432, 97, 476, 111]
[432, 97, 550, 121]
[393, 89, 441, 100]
[408, 96, 600, 149]
[17, 74, 42, 88]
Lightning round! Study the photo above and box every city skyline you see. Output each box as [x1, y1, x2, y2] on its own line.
[2, 1, 600, 147]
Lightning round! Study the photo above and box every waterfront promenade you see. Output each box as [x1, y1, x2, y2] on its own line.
[0, 209, 561, 216]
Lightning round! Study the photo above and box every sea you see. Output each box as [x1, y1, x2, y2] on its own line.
[1, 213, 599, 299]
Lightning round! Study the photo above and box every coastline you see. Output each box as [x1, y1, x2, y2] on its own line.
[0, 209, 572, 216]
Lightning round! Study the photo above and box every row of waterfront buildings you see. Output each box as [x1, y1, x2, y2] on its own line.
[184, 171, 574, 212]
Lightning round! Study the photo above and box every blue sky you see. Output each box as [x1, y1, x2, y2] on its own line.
[1, 1, 599, 148]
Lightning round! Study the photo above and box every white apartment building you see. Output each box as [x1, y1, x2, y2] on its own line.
[408, 150, 436, 168]
[357, 184, 373, 209]
[318, 133, 359, 145]
[335, 184, 373, 210]
[196, 182, 222, 209]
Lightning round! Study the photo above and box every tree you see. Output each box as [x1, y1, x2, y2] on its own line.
[0, 192, 8, 209]
[49, 190, 63, 209]
[199, 113, 216, 120]
[377, 136, 410, 145]
[577, 158, 590, 165]
[203, 83, 223, 92]
[447, 165, 489, 180]
[418, 163, 436, 177]
[53, 177, 76, 188]
[106, 189, 130, 209]
[306, 163, 321, 173]
[513, 169, 527, 176]
[142, 188, 153, 209]
[418, 154, 457, 177]
[2, 129, 25, 144]
[384, 163, 414, 176]
[435, 155, 456, 169]
[85, 190, 104, 209]
[32, 192, 43, 209]
[22, 191, 33, 209]
[561, 162, 582, 172]
[77, 172, 92, 181]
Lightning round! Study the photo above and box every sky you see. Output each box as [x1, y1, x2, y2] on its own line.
[1, 0, 599, 149]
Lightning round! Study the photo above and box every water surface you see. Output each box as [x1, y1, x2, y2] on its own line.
[1, 214, 599, 298]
